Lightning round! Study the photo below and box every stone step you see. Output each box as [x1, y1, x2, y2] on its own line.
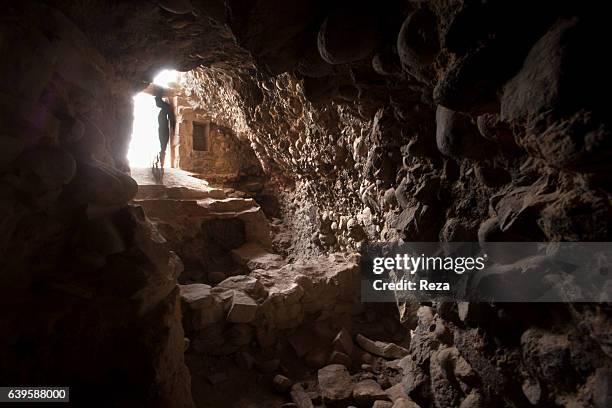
[231, 242, 285, 271]
[136, 184, 226, 200]
[131, 166, 226, 200]
[198, 197, 259, 213]
[134, 197, 272, 249]
[133, 197, 257, 219]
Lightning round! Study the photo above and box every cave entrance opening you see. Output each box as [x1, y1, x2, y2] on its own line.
[127, 69, 180, 169]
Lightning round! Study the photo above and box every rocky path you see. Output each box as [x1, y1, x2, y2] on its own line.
[131, 168, 416, 408]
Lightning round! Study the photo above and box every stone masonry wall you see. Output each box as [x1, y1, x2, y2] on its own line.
[174, 96, 262, 182]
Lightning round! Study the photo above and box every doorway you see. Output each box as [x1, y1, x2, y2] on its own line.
[127, 69, 179, 168]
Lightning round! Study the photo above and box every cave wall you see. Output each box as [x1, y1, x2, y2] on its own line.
[1, 0, 611, 407]
[182, 1, 612, 254]
[178, 1, 612, 406]
[1, 4, 193, 407]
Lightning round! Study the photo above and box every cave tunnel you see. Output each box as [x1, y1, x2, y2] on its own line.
[1, 1, 611, 407]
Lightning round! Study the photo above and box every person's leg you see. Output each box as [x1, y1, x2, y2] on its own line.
[158, 125, 170, 168]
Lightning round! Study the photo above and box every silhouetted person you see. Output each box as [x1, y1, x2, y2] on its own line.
[155, 95, 176, 169]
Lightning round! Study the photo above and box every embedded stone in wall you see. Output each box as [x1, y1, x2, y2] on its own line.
[318, 11, 380, 65]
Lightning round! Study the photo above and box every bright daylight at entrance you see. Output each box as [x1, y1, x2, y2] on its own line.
[127, 69, 179, 168]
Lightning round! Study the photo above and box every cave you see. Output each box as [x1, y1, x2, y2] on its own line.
[1, 1, 611, 407]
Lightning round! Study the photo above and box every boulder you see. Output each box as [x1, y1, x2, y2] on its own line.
[356, 334, 409, 359]
[71, 159, 138, 213]
[329, 351, 351, 368]
[318, 364, 353, 402]
[432, 17, 545, 116]
[392, 398, 422, 408]
[180, 284, 215, 309]
[372, 48, 402, 76]
[216, 275, 267, 300]
[521, 379, 542, 405]
[501, 18, 603, 122]
[400, 357, 430, 402]
[273, 374, 293, 393]
[333, 328, 354, 355]
[207, 271, 225, 284]
[430, 347, 462, 407]
[391, 206, 418, 231]
[179, 284, 223, 330]
[290, 384, 314, 408]
[436, 105, 487, 159]
[454, 355, 475, 384]
[475, 113, 516, 147]
[227, 290, 258, 323]
[305, 347, 330, 369]
[353, 379, 389, 407]
[397, 9, 439, 80]
[520, 328, 574, 388]
[318, 11, 380, 64]
[459, 391, 484, 408]
[385, 383, 408, 402]
[394, 177, 412, 209]
[383, 188, 397, 208]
